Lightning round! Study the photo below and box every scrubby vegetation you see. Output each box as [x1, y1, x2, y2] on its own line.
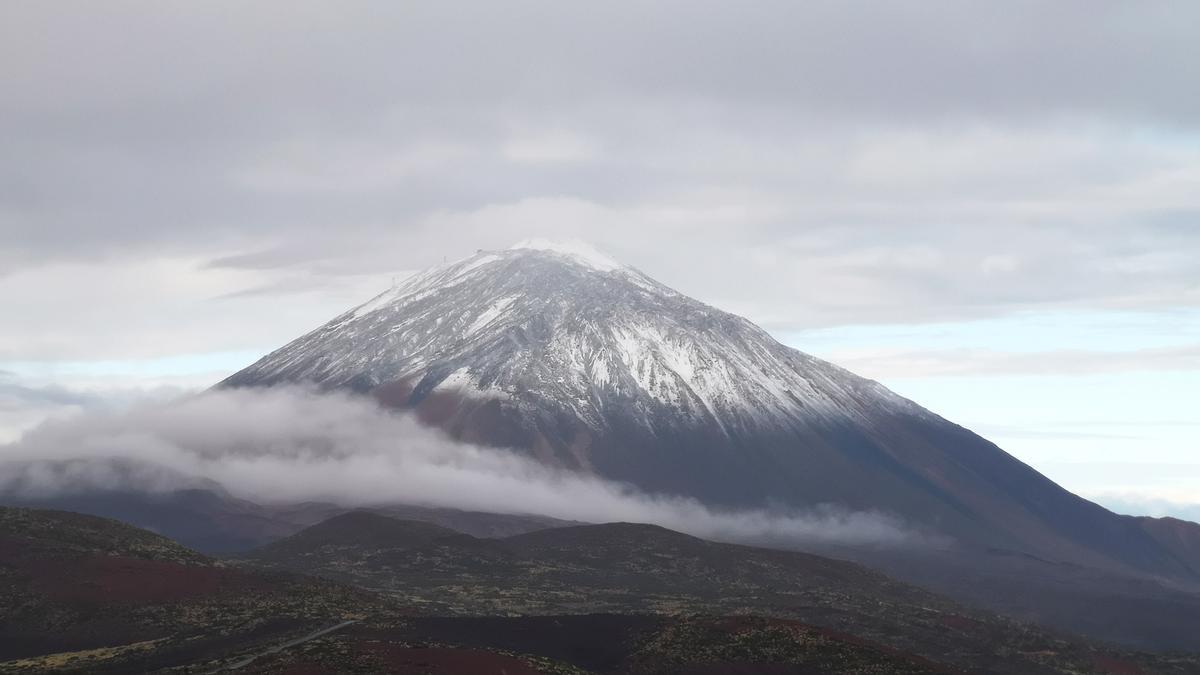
[3, 508, 1199, 674]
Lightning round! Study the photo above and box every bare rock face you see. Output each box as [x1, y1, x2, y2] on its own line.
[221, 241, 1200, 582]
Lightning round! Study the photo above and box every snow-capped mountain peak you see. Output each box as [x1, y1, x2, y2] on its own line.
[220, 244, 1200, 583]
[508, 238, 623, 272]
[223, 244, 921, 442]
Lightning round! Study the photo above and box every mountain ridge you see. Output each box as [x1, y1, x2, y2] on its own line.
[219, 243, 1200, 597]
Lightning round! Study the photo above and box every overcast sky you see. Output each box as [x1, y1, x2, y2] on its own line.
[2, 1, 1198, 518]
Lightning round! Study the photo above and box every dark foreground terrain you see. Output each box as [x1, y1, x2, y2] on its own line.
[2, 507, 1198, 674]
[0, 507, 392, 673]
[228, 615, 955, 674]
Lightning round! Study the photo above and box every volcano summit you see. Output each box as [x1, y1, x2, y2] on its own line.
[222, 241, 1200, 586]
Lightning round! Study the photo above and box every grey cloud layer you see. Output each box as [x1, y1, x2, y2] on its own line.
[0, 371, 202, 442]
[2, 2, 1199, 358]
[0, 386, 916, 546]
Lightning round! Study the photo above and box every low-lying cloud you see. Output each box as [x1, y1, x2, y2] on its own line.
[0, 386, 916, 547]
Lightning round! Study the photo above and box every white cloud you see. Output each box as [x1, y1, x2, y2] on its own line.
[0, 372, 193, 443]
[980, 254, 1021, 276]
[0, 256, 390, 361]
[0, 386, 918, 547]
[234, 140, 477, 193]
[2, 4, 1198, 343]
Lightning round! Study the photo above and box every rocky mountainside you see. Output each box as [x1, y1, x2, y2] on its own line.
[2, 483, 576, 553]
[237, 512, 1197, 674]
[249, 511, 463, 564]
[0, 507, 381, 672]
[5, 507, 1194, 673]
[221, 241, 1200, 588]
[222, 239, 930, 442]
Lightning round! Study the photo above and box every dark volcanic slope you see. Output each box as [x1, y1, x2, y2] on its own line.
[0, 481, 296, 553]
[0, 507, 377, 673]
[0, 478, 578, 555]
[0, 506, 206, 566]
[220, 243, 1200, 588]
[240, 513, 1199, 675]
[5, 508, 979, 674]
[237, 615, 959, 675]
[250, 511, 463, 563]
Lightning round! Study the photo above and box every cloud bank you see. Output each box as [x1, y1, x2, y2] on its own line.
[0, 386, 915, 547]
[3, 2, 1200, 364]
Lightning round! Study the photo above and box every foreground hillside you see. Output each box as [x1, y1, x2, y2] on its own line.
[0, 507, 381, 673]
[3, 507, 1197, 674]
[237, 511, 1200, 675]
[231, 615, 955, 674]
[9, 484, 1198, 651]
[1, 482, 576, 553]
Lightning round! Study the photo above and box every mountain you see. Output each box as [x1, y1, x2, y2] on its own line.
[220, 241, 1200, 582]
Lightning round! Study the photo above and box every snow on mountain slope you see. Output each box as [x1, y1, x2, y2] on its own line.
[222, 242, 928, 438]
[221, 242, 1200, 584]
[509, 238, 623, 271]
